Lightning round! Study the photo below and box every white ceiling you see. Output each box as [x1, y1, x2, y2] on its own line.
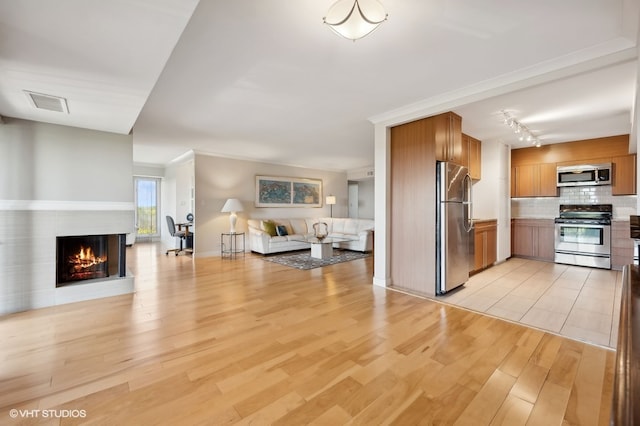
[0, 0, 638, 172]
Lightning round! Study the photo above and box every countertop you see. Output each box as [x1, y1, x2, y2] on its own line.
[511, 216, 631, 222]
[611, 264, 640, 425]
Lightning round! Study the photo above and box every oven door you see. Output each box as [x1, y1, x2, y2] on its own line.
[554, 223, 610, 255]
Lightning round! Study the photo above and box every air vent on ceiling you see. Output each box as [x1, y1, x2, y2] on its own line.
[24, 91, 69, 113]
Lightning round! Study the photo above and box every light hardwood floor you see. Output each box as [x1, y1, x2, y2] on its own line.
[0, 243, 615, 425]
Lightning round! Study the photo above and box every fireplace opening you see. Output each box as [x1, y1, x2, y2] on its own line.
[56, 234, 126, 287]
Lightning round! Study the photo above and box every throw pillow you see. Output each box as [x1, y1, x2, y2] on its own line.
[261, 220, 277, 237]
[276, 225, 288, 236]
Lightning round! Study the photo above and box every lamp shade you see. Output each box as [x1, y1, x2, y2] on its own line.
[326, 195, 337, 205]
[323, 0, 387, 41]
[221, 198, 243, 213]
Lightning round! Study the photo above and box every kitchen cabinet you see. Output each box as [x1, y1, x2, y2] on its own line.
[612, 221, 634, 269]
[511, 135, 635, 197]
[612, 154, 636, 195]
[389, 111, 468, 297]
[555, 157, 610, 167]
[460, 133, 469, 169]
[434, 112, 463, 164]
[511, 163, 557, 197]
[473, 219, 496, 273]
[511, 219, 555, 261]
[511, 135, 629, 165]
[538, 163, 558, 196]
[390, 116, 438, 297]
[468, 135, 481, 180]
[461, 133, 481, 179]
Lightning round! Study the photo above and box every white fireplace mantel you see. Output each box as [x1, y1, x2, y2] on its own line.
[0, 204, 135, 315]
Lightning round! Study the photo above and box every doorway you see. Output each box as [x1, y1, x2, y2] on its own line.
[348, 179, 375, 219]
[348, 182, 359, 218]
[134, 176, 161, 240]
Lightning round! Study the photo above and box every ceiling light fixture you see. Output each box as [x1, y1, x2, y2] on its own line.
[502, 111, 541, 148]
[323, 0, 388, 41]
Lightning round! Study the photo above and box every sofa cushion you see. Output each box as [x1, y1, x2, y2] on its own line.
[289, 219, 308, 235]
[357, 220, 374, 232]
[270, 236, 289, 243]
[261, 220, 277, 236]
[286, 234, 305, 241]
[276, 225, 288, 236]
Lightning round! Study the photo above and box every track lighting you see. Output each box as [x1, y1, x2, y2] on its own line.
[501, 111, 542, 148]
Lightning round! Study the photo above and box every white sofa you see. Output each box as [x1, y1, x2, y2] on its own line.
[247, 217, 374, 255]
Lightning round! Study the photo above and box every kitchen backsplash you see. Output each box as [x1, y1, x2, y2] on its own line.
[511, 186, 637, 220]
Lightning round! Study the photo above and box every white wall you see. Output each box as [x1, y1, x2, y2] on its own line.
[133, 163, 165, 178]
[161, 157, 193, 251]
[373, 123, 390, 287]
[0, 118, 135, 314]
[176, 159, 194, 222]
[471, 141, 511, 262]
[192, 154, 348, 257]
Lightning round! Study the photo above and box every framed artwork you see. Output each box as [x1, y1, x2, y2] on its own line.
[255, 176, 322, 207]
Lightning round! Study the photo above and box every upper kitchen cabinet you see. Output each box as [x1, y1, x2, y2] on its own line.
[467, 134, 482, 180]
[612, 154, 637, 195]
[511, 135, 636, 198]
[511, 163, 558, 197]
[434, 112, 463, 164]
[460, 133, 469, 169]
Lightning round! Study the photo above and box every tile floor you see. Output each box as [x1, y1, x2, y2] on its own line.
[437, 258, 623, 349]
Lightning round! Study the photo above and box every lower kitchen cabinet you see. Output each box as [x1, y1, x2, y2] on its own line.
[511, 218, 555, 261]
[473, 219, 497, 273]
[612, 221, 634, 269]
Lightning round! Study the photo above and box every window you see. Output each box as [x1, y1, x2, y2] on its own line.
[134, 177, 161, 238]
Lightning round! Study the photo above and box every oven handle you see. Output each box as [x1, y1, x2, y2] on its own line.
[556, 223, 608, 230]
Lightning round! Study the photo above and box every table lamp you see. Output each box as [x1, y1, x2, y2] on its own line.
[221, 198, 243, 233]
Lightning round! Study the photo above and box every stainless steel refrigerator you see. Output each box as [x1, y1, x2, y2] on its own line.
[436, 161, 473, 294]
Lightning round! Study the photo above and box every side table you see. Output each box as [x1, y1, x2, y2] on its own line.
[221, 232, 245, 259]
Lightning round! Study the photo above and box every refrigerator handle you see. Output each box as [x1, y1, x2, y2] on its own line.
[463, 174, 474, 232]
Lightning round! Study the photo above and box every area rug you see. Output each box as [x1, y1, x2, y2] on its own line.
[263, 249, 371, 270]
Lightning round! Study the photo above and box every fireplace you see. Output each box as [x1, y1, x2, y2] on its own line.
[56, 234, 126, 287]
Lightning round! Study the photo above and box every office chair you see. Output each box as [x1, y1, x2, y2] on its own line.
[166, 215, 187, 256]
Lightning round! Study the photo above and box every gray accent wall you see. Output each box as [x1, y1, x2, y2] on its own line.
[1, 118, 133, 202]
[0, 118, 135, 315]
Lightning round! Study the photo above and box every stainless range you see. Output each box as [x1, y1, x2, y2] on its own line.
[554, 204, 612, 269]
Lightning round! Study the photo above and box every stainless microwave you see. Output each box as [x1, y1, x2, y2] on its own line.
[557, 163, 612, 187]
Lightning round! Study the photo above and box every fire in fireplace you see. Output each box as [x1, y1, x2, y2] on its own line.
[56, 234, 126, 287]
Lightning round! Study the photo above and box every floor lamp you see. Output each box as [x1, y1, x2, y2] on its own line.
[326, 195, 336, 218]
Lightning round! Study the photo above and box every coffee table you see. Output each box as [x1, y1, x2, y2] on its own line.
[290, 235, 355, 260]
